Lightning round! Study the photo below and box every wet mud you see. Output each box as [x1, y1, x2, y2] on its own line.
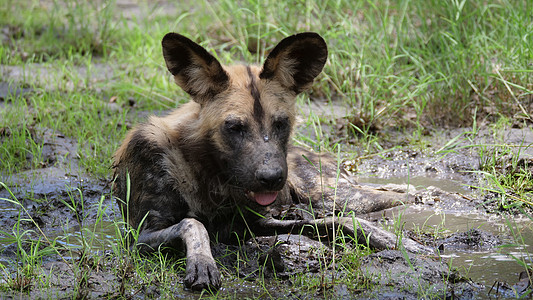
[0, 126, 117, 256]
[359, 250, 480, 299]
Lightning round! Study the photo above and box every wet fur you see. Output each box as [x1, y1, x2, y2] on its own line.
[113, 32, 329, 291]
[113, 32, 427, 291]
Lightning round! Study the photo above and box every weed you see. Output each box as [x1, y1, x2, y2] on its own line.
[473, 141, 533, 208]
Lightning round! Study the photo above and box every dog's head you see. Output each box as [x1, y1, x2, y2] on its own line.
[162, 32, 327, 206]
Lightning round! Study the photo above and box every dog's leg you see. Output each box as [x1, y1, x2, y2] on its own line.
[256, 216, 433, 255]
[321, 216, 432, 254]
[137, 218, 221, 291]
[287, 148, 414, 214]
[314, 184, 414, 215]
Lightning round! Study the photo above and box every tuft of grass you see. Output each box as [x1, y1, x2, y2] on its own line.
[1, 0, 118, 61]
[0, 121, 45, 174]
[469, 117, 533, 208]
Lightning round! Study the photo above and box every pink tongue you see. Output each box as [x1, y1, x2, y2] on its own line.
[254, 191, 278, 206]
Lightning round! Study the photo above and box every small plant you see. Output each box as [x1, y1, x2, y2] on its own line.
[471, 142, 533, 209]
[0, 183, 58, 294]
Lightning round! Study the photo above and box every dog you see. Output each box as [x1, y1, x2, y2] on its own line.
[113, 32, 429, 291]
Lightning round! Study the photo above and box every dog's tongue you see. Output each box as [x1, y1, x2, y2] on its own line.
[254, 191, 278, 206]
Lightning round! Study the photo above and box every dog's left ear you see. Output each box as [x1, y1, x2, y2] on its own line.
[260, 32, 327, 94]
[162, 33, 229, 103]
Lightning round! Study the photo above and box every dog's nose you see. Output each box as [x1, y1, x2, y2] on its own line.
[256, 167, 283, 190]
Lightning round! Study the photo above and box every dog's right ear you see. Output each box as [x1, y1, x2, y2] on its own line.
[162, 33, 229, 104]
[260, 32, 327, 94]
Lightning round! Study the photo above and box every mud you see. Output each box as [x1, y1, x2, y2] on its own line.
[0, 63, 119, 93]
[213, 234, 476, 299]
[0, 82, 33, 104]
[359, 250, 481, 299]
[213, 234, 332, 280]
[0, 126, 117, 256]
[436, 228, 502, 252]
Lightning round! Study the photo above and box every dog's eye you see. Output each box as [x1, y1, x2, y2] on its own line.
[273, 117, 290, 133]
[224, 119, 247, 136]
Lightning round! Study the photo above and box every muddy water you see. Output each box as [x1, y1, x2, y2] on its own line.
[358, 175, 472, 194]
[359, 175, 533, 292]
[52, 221, 118, 255]
[396, 205, 531, 285]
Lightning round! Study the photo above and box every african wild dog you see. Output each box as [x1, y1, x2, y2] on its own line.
[113, 32, 429, 291]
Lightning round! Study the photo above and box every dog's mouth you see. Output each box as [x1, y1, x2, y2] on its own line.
[246, 191, 278, 206]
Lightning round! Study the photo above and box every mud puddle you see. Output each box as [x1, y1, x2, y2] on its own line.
[358, 175, 472, 194]
[390, 205, 531, 285]
[345, 129, 532, 298]
[0, 126, 118, 261]
[51, 221, 118, 256]
[361, 174, 533, 298]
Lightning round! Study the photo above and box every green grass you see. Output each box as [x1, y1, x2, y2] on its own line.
[2, 0, 531, 176]
[0, 1, 533, 176]
[1, 0, 533, 298]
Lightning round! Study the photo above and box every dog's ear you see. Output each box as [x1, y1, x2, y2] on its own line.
[162, 33, 229, 103]
[260, 32, 327, 94]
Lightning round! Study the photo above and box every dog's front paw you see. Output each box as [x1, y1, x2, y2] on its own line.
[184, 254, 221, 291]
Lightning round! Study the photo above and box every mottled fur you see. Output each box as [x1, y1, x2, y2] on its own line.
[113, 32, 329, 291]
[113, 32, 427, 292]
